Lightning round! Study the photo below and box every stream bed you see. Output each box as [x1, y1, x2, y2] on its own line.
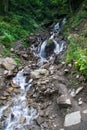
[0, 19, 67, 130]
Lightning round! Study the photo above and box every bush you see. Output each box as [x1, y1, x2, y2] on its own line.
[75, 49, 87, 77]
[66, 35, 87, 78]
[0, 32, 14, 48]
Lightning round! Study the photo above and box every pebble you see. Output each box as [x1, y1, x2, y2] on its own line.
[0, 96, 7, 100]
[64, 69, 69, 73]
[8, 87, 14, 92]
[19, 116, 26, 124]
[39, 110, 45, 117]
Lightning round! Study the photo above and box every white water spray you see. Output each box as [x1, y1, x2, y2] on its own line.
[0, 70, 38, 130]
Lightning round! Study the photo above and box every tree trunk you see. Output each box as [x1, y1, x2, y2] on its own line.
[69, 0, 73, 13]
[0, 0, 9, 14]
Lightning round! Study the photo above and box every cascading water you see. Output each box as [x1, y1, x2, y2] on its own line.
[38, 19, 66, 61]
[38, 40, 47, 59]
[0, 18, 66, 130]
[0, 69, 38, 130]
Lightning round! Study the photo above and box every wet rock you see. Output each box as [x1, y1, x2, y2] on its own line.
[2, 57, 17, 71]
[30, 69, 49, 79]
[21, 100, 27, 108]
[19, 116, 26, 124]
[64, 111, 81, 127]
[3, 108, 10, 117]
[7, 87, 14, 92]
[13, 88, 20, 94]
[45, 39, 56, 57]
[11, 80, 20, 88]
[36, 117, 44, 125]
[57, 95, 71, 107]
[76, 87, 84, 95]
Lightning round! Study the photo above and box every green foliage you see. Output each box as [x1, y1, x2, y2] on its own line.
[14, 57, 21, 67]
[21, 40, 29, 47]
[70, 10, 87, 29]
[1, 47, 11, 57]
[65, 35, 87, 78]
[47, 39, 53, 45]
[0, 32, 14, 48]
[75, 52, 87, 77]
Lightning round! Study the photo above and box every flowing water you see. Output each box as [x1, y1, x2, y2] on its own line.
[0, 70, 38, 130]
[38, 19, 66, 61]
[0, 19, 66, 130]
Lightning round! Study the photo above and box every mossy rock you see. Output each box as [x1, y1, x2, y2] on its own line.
[45, 39, 55, 57]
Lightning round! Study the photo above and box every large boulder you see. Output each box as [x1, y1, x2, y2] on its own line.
[64, 111, 81, 127]
[30, 69, 49, 79]
[1, 57, 17, 71]
[45, 39, 56, 57]
[57, 94, 71, 107]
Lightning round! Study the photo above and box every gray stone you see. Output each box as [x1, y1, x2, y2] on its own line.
[22, 54, 28, 59]
[83, 109, 87, 114]
[10, 48, 14, 52]
[76, 87, 84, 95]
[19, 116, 26, 124]
[57, 95, 71, 107]
[64, 69, 69, 73]
[36, 117, 44, 125]
[0, 58, 4, 65]
[64, 111, 81, 127]
[30, 69, 49, 79]
[2, 57, 17, 70]
[0, 96, 7, 100]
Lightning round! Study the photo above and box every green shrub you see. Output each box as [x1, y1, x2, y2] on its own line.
[14, 57, 21, 66]
[1, 47, 11, 56]
[66, 35, 87, 78]
[75, 49, 87, 77]
[0, 32, 14, 48]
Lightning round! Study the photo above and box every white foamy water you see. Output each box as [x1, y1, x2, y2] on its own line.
[0, 70, 38, 130]
[38, 40, 47, 59]
[53, 40, 64, 54]
[38, 20, 66, 61]
[38, 38, 65, 61]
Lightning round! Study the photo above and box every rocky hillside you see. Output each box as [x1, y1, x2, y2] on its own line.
[0, 0, 87, 130]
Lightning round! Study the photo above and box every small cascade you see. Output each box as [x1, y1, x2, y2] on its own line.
[38, 40, 47, 58]
[0, 70, 38, 130]
[54, 22, 60, 31]
[38, 19, 66, 61]
[53, 40, 65, 54]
